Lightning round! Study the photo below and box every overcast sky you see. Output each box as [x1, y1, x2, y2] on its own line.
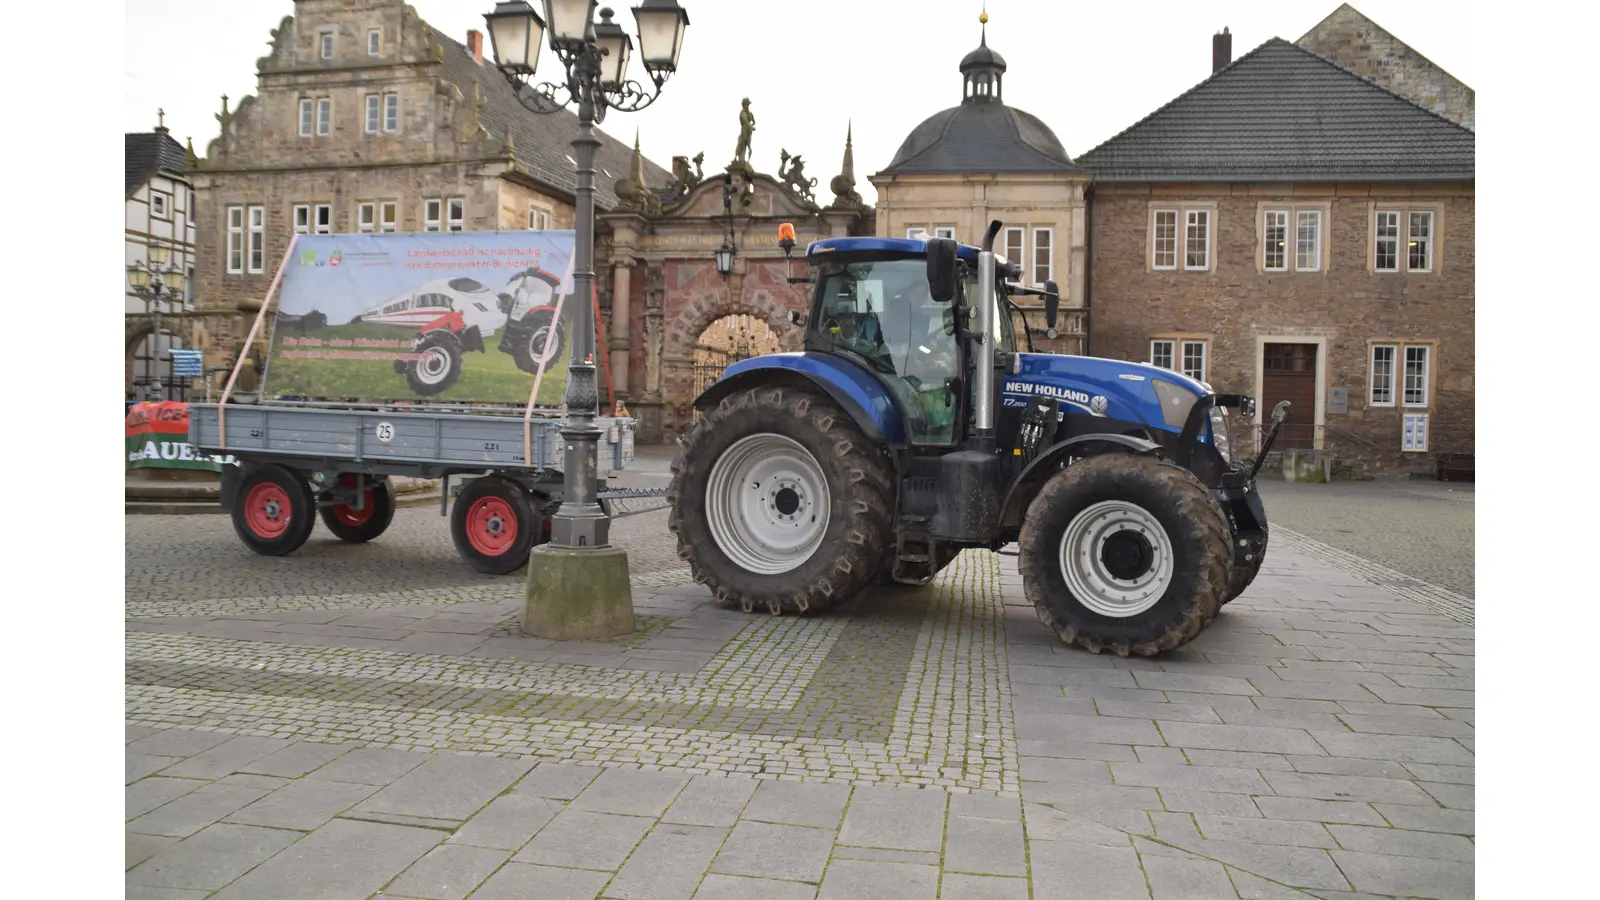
[125, 0, 1473, 207]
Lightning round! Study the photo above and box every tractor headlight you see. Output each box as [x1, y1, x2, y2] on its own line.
[1209, 405, 1231, 462]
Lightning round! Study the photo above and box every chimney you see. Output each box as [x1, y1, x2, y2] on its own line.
[1213, 27, 1232, 73]
[467, 30, 484, 64]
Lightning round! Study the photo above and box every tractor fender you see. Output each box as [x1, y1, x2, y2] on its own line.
[692, 353, 906, 446]
[999, 432, 1165, 527]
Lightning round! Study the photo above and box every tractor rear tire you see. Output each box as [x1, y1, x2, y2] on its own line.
[406, 330, 463, 396]
[319, 475, 397, 543]
[1018, 453, 1231, 657]
[451, 477, 537, 575]
[668, 385, 894, 615]
[1223, 524, 1268, 605]
[232, 464, 317, 557]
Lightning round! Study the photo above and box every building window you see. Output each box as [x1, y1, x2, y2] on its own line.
[1003, 227, 1024, 269]
[292, 204, 311, 235]
[368, 29, 381, 56]
[1408, 212, 1433, 272]
[933, 226, 956, 240]
[1185, 210, 1209, 270]
[247, 205, 265, 273]
[314, 204, 333, 234]
[226, 206, 244, 273]
[357, 203, 376, 233]
[316, 98, 332, 136]
[447, 197, 465, 231]
[384, 93, 399, 132]
[320, 32, 334, 59]
[365, 95, 380, 134]
[1031, 227, 1053, 285]
[1296, 210, 1321, 272]
[424, 199, 442, 232]
[1150, 339, 1206, 381]
[299, 99, 313, 137]
[1369, 344, 1396, 406]
[1375, 211, 1399, 271]
[1263, 210, 1287, 271]
[151, 193, 168, 219]
[1403, 345, 1430, 407]
[1152, 210, 1177, 269]
[1376, 208, 1438, 273]
[1181, 341, 1207, 382]
[528, 208, 550, 230]
[380, 202, 398, 233]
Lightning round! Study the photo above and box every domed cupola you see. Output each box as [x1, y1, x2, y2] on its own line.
[960, 20, 1007, 103]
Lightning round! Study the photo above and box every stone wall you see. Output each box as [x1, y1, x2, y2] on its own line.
[1298, 4, 1474, 130]
[1088, 181, 1475, 472]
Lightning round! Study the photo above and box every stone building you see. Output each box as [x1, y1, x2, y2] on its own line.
[125, 116, 199, 398]
[189, 0, 669, 383]
[1077, 35, 1474, 472]
[869, 23, 1090, 355]
[1298, 3, 1474, 130]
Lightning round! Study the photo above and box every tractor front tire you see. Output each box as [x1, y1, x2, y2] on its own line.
[232, 464, 317, 557]
[406, 330, 463, 396]
[668, 385, 893, 615]
[319, 475, 397, 543]
[1019, 453, 1232, 657]
[510, 309, 565, 374]
[1223, 524, 1268, 605]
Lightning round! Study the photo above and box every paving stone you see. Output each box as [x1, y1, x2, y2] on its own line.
[128, 777, 210, 820]
[606, 823, 728, 900]
[1019, 756, 1113, 784]
[1148, 811, 1202, 843]
[1182, 749, 1293, 770]
[386, 844, 511, 900]
[938, 873, 1028, 900]
[1141, 856, 1237, 900]
[944, 811, 1026, 876]
[712, 821, 836, 883]
[570, 766, 691, 818]
[459, 861, 614, 900]
[1262, 771, 1435, 806]
[1373, 803, 1474, 835]
[1285, 756, 1411, 779]
[1309, 731, 1474, 766]
[664, 775, 759, 827]
[838, 785, 948, 852]
[127, 833, 179, 870]
[127, 729, 235, 759]
[1420, 781, 1474, 809]
[126, 823, 302, 891]
[740, 779, 851, 829]
[127, 783, 273, 838]
[356, 755, 534, 821]
[1133, 672, 1262, 696]
[126, 887, 212, 899]
[1254, 796, 1385, 826]
[832, 847, 941, 865]
[1025, 782, 1159, 834]
[817, 859, 938, 900]
[216, 774, 292, 791]
[512, 762, 602, 800]
[1014, 713, 1161, 745]
[1327, 824, 1474, 861]
[161, 737, 295, 779]
[224, 778, 379, 831]
[448, 794, 560, 850]
[1028, 840, 1152, 900]
[240, 740, 354, 778]
[1110, 762, 1271, 795]
[208, 818, 442, 900]
[694, 874, 818, 900]
[1195, 814, 1338, 848]
[309, 748, 430, 786]
[1154, 788, 1262, 817]
[1228, 868, 1328, 899]
[1158, 721, 1325, 755]
[1014, 739, 1137, 762]
[513, 808, 653, 871]
[1162, 837, 1352, 892]
[128, 754, 181, 784]
[1330, 851, 1473, 899]
[1022, 802, 1135, 847]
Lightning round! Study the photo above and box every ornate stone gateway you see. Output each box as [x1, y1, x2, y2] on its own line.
[690, 315, 783, 421]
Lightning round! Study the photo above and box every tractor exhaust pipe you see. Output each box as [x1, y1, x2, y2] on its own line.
[973, 220, 1003, 438]
[981, 219, 1002, 253]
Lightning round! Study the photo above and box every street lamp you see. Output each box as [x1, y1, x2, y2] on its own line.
[128, 243, 188, 402]
[714, 173, 736, 279]
[484, 0, 691, 639]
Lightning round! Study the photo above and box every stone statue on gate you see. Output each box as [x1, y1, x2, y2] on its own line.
[733, 99, 755, 166]
[778, 150, 818, 205]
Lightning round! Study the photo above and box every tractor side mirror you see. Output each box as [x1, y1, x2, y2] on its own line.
[926, 238, 958, 303]
[786, 309, 807, 327]
[1043, 279, 1061, 329]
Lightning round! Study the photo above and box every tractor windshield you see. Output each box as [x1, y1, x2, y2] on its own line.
[813, 257, 961, 445]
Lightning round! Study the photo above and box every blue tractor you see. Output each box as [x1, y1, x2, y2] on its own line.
[667, 221, 1289, 656]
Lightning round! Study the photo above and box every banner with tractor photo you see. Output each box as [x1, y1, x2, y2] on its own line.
[263, 231, 611, 406]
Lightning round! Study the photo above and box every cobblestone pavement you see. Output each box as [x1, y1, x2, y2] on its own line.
[126, 502, 1473, 899]
[1257, 479, 1474, 597]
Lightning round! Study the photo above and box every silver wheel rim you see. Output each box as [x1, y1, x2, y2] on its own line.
[1058, 500, 1174, 618]
[705, 433, 831, 575]
[416, 347, 450, 384]
[530, 326, 558, 364]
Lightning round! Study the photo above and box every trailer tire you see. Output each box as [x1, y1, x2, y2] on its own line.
[1019, 453, 1231, 657]
[406, 330, 462, 396]
[669, 385, 894, 615]
[319, 475, 397, 543]
[232, 464, 317, 557]
[451, 476, 537, 575]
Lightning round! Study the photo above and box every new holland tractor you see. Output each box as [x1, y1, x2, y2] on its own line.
[668, 221, 1289, 656]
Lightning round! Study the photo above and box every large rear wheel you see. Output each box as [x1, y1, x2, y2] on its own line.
[668, 386, 893, 614]
[1019, 453, 1231, 657]
[319, 475, 397, 543]
[231, 464, 316, 557]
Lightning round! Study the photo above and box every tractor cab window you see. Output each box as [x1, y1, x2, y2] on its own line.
[814, 257, 961, 445]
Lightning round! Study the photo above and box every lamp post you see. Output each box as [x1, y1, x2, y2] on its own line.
[484, 0, 690, 639]
[128, 244, 188, 401]
[714, 172, 735, 279]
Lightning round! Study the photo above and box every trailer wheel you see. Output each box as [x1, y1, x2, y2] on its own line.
[451, 477, 537, 575]
[319, 475, 397, 543]
[1019, 453, 1231, 657]
[511, 309, 565, 374]
[668, 385, 894, 615]
[232, 464, 316, 557]
[406, 330, 462, 396]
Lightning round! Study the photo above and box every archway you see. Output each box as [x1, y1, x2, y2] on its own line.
[691, 314, 783, 420]
[126, 325, 189, 402]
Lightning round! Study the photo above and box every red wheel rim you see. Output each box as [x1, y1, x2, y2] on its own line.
[466, 496, 518, 556]
[330, 476, 375, 526]
[244, 483, 292, 539]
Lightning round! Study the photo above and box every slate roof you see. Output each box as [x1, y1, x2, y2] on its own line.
[881, 101, 1085, 176]
[429, 26, 672, 209]
[1076, 38, 1475, 182]
[126, 131, 189, 199]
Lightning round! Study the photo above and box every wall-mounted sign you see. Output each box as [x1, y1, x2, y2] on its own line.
[1402, 413, 1428, 452]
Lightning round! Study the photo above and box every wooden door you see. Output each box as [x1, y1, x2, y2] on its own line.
[1262, 343, 1317, 450]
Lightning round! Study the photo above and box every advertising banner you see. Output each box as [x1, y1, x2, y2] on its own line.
[263, 231, 604, 405]
[126, 402, 238, 471]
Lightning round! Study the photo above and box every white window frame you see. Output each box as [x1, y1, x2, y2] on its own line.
[357, 202, 376, 233]
[1295, 209, 1322, 272]
[1152, 209, 1178, 270]
[933, 226, 956, 240]
[1369, 344, 1397, 407]
[1263, 210, 1288, 272]
[314, 204, 333, 234]
[320, 31, 334, 59]
[316, 98, 332, 136]
[1150, 338, 1207, 381]
[1402, 345, 1430, 408]
[1003, 226, 1024, 270]
[905, 227, 929, 239]
[383, 93, 399, 132]
[299, 99, 313, 137]
[528, 208, 550, 230]
[365, 95, 380, 134]
[246, 205, 265, 274]
[226, 206, 244, 274]
[1149, 340, 1174, 371]
[1031, 227, 1054, 286]
[1402, 412, 1429, 453]
[151, 193, 168, 219]
[1408, 211, 1434, 273]
[1374, 208, 1440, 274]
[447, 197, 465, 232]
[380, 202, 398, 233]
[292, 204, 311, 235]
[1184, 210, 1210, 271]
[424, 199, 442, 232]
[367, 29, 382, 56]
[1180, 340, 1207, 382]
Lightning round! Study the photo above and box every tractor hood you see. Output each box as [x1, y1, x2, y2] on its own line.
[1004, 354, 1209, 436]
